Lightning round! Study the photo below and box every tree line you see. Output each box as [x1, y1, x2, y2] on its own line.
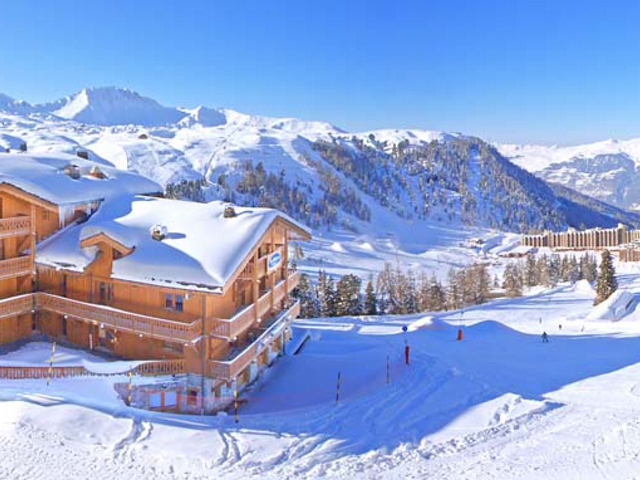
[295, 252, 603, 318]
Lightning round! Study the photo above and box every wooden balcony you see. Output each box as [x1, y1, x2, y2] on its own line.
[238, 245, 285, 280]
[35, 293, 202, 343]
[0, 293, 34, 319]
[208, 269, 300, 341]
[207, 299, 300, 380]
[0, 256, 33, 280]
[0, 216, 31, 239]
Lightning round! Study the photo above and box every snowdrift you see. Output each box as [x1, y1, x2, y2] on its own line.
[587, 289, 636, 321]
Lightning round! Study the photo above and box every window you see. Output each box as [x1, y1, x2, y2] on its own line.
[165, 293, 173, 310]
[99, 282, 113, 304]
[175, 295, 184, 312]
[99, 282, 106, 304]
[163, 341, 183, 353]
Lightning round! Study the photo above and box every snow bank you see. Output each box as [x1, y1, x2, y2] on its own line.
[587, 290, 636, 321]
[573, 279, 595, 294]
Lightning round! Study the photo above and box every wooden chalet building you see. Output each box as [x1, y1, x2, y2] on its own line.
[0, 153, 310, 412]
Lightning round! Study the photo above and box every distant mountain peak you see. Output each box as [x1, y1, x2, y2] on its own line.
[48, 86, 184, 126]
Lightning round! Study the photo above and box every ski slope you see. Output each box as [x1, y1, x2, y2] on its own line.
[4, 265, 640, 479]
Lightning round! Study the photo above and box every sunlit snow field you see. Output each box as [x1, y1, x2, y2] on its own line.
[3, 247, 640, 479]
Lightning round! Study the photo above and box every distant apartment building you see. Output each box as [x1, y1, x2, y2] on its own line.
[521, 224, 640, 250]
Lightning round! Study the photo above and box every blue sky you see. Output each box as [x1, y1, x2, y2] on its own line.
[1, 0, 640, 144]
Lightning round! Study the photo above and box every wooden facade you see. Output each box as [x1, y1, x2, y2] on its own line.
[0, 184, 309, 407]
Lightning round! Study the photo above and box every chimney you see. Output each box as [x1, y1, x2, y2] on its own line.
[150, 224, 168, 241]
[63, 164, 81, 179]
[88, 165, 106, 179]
[224, 204, 236, 218]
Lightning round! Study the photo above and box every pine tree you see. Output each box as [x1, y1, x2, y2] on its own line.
[322, 276, 338, 317]
[594, 250, 617, 305]
[446, 268, 463, 310]
[524, 254, 538, 287]
[401, 269, 418, 314]
[364, 278, 378, 315]
[580, 253, 598, 282]
[537, 254, 549, 286]
[567, 255, 580, 284]
[503, 262, 523, 297]
[376, 263, 396, 314]
[296, 273, 320, 318]
[336, 274, 363, 316]
[547, 255, 560, 287]
[427, 274, 446, 311]
[470, 263, 490, 304]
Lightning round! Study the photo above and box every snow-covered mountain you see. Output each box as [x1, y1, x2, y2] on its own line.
[0, 86, 638, 239]
[498, 139, 640, 212]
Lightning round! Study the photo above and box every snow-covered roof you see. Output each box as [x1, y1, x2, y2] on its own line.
[0, 152, 161, 206]
[36, 196, 311, 291]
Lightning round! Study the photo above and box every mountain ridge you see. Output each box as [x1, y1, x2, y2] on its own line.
[1, 86, 638, 236]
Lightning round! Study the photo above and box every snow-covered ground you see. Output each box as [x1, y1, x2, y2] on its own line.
[4, 264, 640, 479]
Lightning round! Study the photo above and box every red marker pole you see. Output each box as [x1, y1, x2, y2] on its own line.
[404, 342, 410, 365]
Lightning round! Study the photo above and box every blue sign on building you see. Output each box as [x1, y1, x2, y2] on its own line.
[268, 251, 282, 271]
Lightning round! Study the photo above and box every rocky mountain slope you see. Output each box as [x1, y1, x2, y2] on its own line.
[499, 139, 640, 212]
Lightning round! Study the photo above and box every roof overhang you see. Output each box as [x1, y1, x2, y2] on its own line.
[80, 232, 135, 257]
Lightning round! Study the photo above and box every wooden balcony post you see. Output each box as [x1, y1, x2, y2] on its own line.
[29, 205, 36, 283]
[269, 229, 275, 312]
[252, 251, 259, 325]
[283, 229, 289, 303]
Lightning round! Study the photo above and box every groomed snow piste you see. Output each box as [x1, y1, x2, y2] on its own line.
[4, 264, 640, 479]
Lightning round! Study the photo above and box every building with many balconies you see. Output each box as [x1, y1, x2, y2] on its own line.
[521, 224, 640, 251]
[0, 152, 310, 413]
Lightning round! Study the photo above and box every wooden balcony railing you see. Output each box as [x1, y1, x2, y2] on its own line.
[0, 256, 33, 280]
[0, 293, 34, 319]
[35, 293, 202, 343]
[288, 269, 300, 290]
[207, 303, 256, 340]
[0, 360, 187, 380]
[0, 216, 31, 239]
[208, 269, 299, 341]
[134, 359, 186, 376]
[207, 299, 300, 380]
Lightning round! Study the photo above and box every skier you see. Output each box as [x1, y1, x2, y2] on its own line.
[542, 331, 549, 343]
[558, 323, 562, 330]
[404, 341, 410, 365]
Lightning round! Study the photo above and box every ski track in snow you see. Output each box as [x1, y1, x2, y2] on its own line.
[4, 266, 640, 477]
